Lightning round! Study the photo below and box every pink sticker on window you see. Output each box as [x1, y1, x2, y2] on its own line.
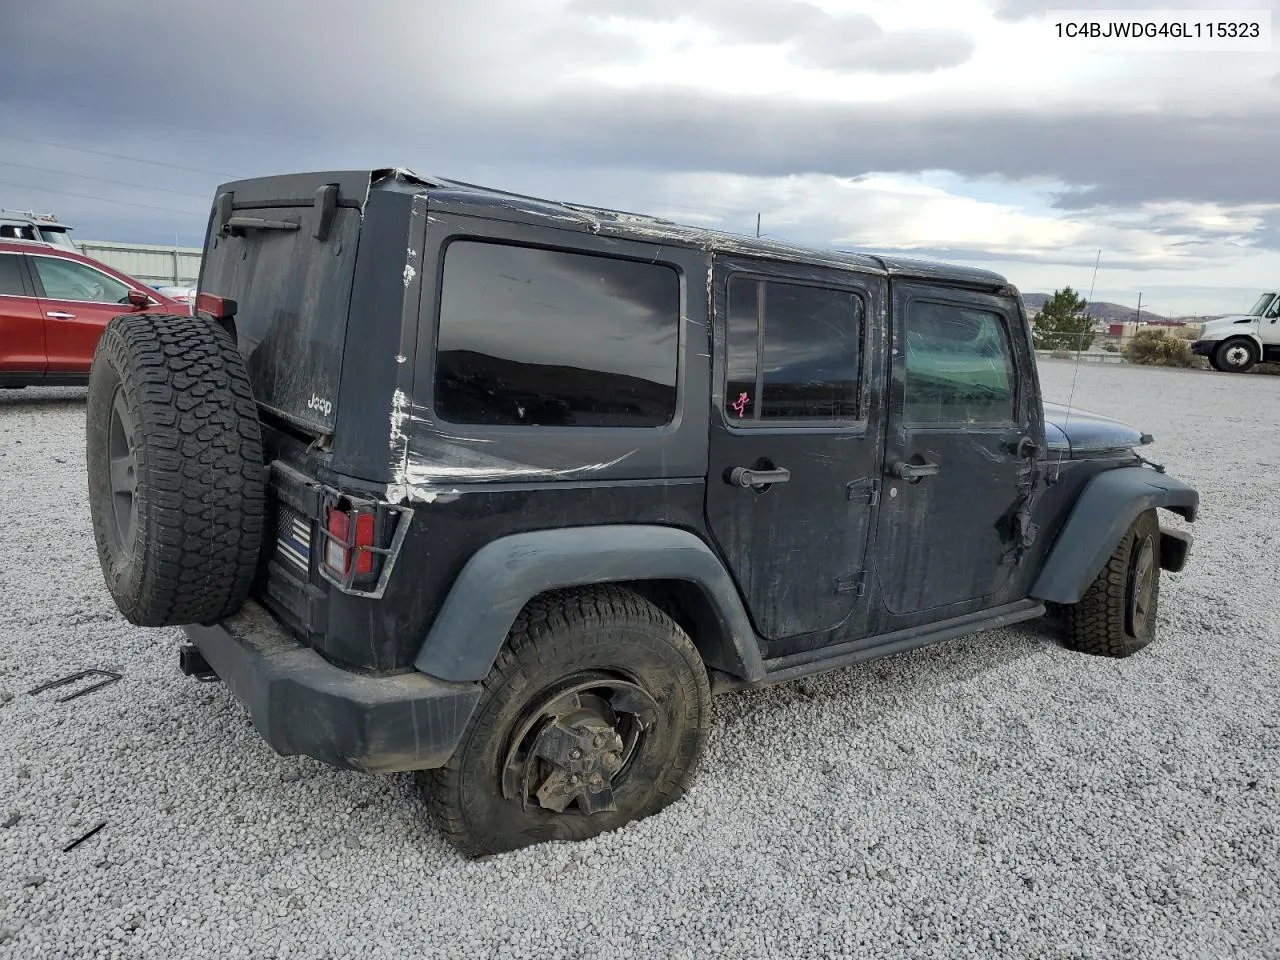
[730, 392, 750, 418]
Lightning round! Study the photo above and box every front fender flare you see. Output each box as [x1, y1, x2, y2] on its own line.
[414, 525, 766, 684]
[1031, 467, 1198, 605]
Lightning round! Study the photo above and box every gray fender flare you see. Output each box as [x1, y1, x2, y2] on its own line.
[413, 525, 766, 684]
[1030, 467, 1198, 605]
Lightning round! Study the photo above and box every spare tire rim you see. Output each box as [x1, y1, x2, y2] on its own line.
[501, 674, 659, 816]
[1127, 536, 1156, 637]
[107, 387, 139, 551]
[1224, 344, 1250, 367]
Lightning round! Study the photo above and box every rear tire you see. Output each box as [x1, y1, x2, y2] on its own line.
[1063, 509, 1161, 658]
[1213, 337, 1258, 373]
[420, 586, 711, 858]
[86, 313, 265, 626]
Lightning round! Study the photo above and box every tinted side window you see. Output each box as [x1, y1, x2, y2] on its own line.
[32, 257, 131, 304]
[724, 276, 862, 421]
[435, 241, 679, 427]
[725, 278, 759, 419]
[903, 302, 1015, 424]
[0, 254, 25, 296]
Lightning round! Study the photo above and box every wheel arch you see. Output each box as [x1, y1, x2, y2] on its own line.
[413, 525, 767, 684]
[1030, 467, 1198, 606]
[1217, 333, 1263, 360]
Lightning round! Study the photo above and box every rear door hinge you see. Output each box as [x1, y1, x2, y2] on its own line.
[835, 571, 867, 596]
[846, 478, 880, 505]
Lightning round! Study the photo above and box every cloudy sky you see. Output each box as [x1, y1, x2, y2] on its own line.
[1, 0, 1276, 316]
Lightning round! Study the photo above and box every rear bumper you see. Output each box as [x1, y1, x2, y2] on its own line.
[1190, 340, 1216, 357]
[183, 600, 482, 773]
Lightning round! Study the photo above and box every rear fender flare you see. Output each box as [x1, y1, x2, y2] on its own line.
[413, 525, 766, 684]
[1031, 467, 1198, 605]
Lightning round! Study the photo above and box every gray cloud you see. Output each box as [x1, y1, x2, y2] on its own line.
[994, 0, 1280, 20]
[794, 28, 975, 73]
[568, 0, 972, 74]
[567, 0, 835, 43]
[0, 0, 1273, 261]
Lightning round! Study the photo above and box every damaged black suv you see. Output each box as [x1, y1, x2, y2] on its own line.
[86, 168, 1198, 857]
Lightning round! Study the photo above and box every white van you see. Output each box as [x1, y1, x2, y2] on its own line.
[1192, 293, 1280, 372]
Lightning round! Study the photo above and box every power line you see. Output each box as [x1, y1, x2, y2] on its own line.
[0, 161, 210, 199]
[0, 135, 238, 179]
[0, 178, 204, 217]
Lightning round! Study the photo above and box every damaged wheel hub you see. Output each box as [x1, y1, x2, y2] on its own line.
[501, 678, 658, 816]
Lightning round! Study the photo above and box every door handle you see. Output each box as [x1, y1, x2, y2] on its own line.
[727, 466, 791, 488]
[889, 460, 940, 480]
[46, 311, 76, 320]
[1015, 436, 1038, 459]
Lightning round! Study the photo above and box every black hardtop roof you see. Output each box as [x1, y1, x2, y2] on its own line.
[217, 167, 1012, 290]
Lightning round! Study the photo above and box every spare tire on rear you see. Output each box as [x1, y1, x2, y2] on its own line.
[86, 313, 266, 626]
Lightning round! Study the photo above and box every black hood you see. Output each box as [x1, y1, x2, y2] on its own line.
[1043, 401, 1150, 457]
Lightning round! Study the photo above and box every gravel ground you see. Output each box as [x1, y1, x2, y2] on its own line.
[2, 363, 1278, 960]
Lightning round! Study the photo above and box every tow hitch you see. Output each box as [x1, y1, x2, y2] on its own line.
[178, 644, 219, 682]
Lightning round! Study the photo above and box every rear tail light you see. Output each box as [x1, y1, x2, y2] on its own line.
[324, 505, 376, 577]
[195, 292, 238, 321]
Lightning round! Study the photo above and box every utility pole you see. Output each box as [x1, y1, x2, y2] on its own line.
[756, 213, 761, 238]
[1135, 292, 1143, 326]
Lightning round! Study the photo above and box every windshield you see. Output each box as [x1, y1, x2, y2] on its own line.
[1247, 293, 1275, 317]
[38, 227, 77, 251]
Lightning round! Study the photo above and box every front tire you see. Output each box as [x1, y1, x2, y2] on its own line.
[1214, 337, 1258, 373]
[420, 586, 711, 858]
[1063, 509, 1161, 658]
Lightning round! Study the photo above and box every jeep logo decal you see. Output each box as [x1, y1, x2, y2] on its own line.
[307, 394, 333, 418]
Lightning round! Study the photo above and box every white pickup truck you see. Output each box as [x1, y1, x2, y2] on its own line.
[1192, 293, 1280, 372]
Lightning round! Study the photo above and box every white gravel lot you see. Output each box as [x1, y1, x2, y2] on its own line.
[1, 362, 1278, 960]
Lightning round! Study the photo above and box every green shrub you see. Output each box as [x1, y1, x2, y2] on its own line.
[1123, 329, 1194, 367]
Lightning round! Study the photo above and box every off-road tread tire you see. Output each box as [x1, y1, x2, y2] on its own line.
[86, 312, 265, 627]
[420, 585, 711, 858]
[1063, 509, 1160, 658]
[1214, 337, 1259, 374]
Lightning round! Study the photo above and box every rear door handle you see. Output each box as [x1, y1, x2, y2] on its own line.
[727, 466, 791, 488]
[46, 311, 76, 320]
[889, 460, 940, 480]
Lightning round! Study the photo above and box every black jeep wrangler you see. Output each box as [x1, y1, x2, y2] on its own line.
[85, 168, 1198, 857]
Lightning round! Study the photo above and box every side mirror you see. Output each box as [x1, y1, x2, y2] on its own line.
[126, 290, 151, 309]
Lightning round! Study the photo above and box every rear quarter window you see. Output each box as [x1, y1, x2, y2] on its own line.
[0, 254, 25, 296]
[434, 241, 680, 427]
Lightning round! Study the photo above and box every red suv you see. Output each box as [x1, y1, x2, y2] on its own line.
[0, 240, 189, 388]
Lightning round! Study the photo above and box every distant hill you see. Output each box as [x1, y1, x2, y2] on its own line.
[1021, 293, 1167, 324]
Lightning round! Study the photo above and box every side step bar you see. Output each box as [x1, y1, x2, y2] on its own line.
[711, 599, 1045, 693]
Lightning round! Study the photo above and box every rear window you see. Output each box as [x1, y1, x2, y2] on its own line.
[725, 276, 863, 421]
[434, 241, 680, 427]
[0, 254, 24, 295]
